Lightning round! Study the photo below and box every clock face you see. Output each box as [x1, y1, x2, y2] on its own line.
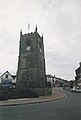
[26, 46, 30, 51]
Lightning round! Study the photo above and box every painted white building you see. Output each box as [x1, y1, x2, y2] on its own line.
[46, 74, 69, 87]
[0, 71, 16, 88]
[46, 75, 56, 87]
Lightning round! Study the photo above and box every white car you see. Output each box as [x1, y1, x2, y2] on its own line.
[71, 88, 81, 93]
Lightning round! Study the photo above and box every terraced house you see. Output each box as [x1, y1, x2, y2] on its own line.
[0, 71, 16, 89]
[75, 62, 81, 88]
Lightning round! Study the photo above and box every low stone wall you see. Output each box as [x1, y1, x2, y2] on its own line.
[44, 87, 52, 96]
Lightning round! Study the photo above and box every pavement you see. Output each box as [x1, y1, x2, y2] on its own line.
[0, 87, 66, 106]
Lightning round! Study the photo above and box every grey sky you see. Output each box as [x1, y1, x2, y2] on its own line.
[0, 0, 81, 80]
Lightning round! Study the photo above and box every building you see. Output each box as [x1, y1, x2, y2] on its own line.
[55, 77, 70, 87]
[16, 26, 52, 96]
[0, 71, 16, 89]
[75, 62, 81, 88]
[46, 75, 55, 87]
[46, 75, 70, 87]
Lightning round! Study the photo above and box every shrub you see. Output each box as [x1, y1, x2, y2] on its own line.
[0, 88, 39, 100]
[0, 94, 8, 101]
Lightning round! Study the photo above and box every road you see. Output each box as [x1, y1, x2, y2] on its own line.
[0, 88, 81, 120]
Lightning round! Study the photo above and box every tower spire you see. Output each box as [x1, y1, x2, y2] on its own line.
[20, 28, 22, 35]
[42, 33, 43, 39]
[35, 24, 37, 32]
[28, 23, 30, 30]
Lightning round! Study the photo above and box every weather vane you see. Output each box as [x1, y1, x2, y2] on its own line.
[28, 23, 30, 30]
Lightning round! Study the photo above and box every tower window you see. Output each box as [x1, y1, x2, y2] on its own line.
[26, 39, 31, 46]
[5, 74, 8, 79]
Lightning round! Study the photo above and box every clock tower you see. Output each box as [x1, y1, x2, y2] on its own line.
[16, 26, 51, 96]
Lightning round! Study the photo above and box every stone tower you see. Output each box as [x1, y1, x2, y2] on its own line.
[16, 26, 51, 96]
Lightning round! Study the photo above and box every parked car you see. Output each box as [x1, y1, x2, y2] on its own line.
[71, 88, 81, 93]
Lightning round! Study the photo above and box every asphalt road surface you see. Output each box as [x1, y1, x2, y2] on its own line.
[0, 88, 81, 120]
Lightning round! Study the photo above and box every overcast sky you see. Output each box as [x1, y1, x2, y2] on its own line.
[0, 0, 81, 80]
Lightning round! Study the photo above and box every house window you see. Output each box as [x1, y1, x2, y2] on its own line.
[5, 74, 8, 79]
[1, 78, 3, 82]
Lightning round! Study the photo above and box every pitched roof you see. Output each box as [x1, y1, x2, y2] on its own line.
[0, 71, 16, 79]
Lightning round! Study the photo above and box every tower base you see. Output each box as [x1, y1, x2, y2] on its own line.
[26, 87, 52, 96]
